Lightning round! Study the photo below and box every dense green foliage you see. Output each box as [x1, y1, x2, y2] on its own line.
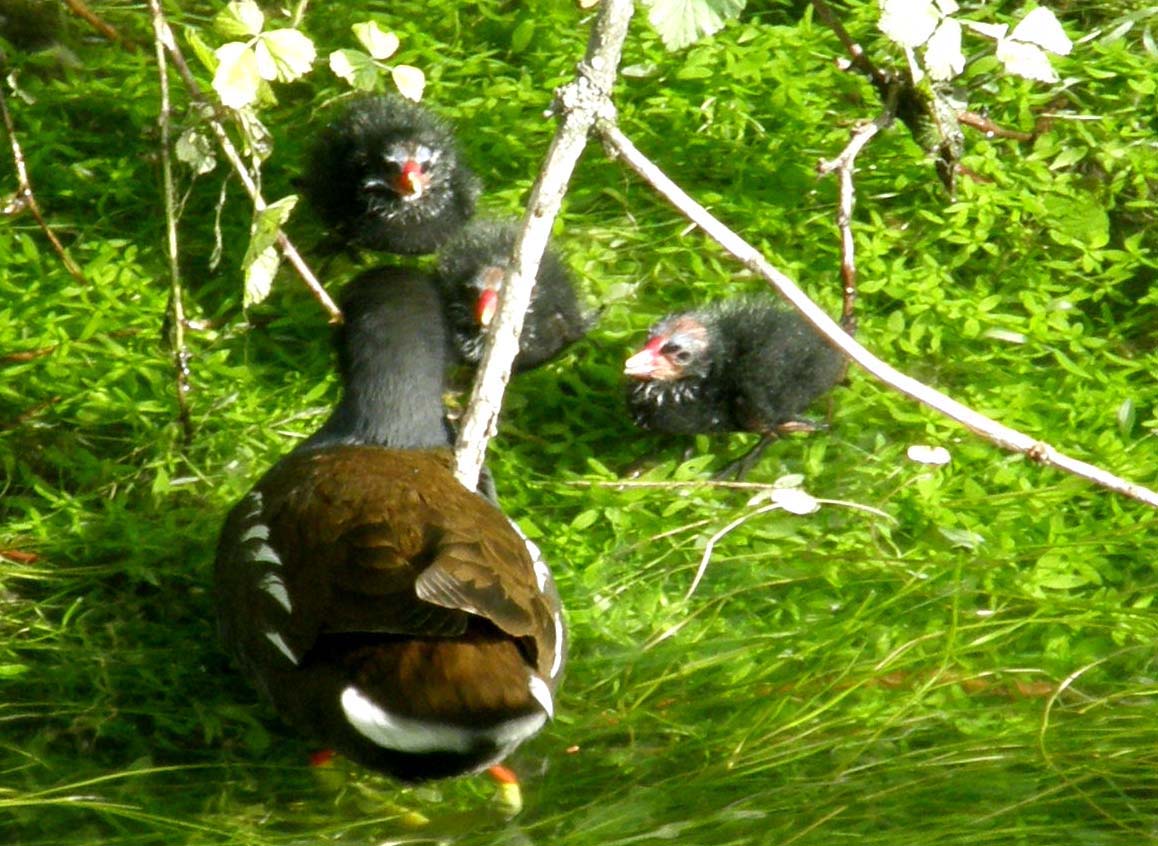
[2, 1, 1156, 844]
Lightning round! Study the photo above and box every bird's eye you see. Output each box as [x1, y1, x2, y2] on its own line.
[661, 342, 692, 365]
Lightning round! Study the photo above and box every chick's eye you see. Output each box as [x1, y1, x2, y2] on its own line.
[661, 342, 691, 365]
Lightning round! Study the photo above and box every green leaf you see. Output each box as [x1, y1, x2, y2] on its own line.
[214, 0, 264, 39]
[1045, 192, 1109, 249]
[511, 19, 535, 53]
[213, 41, 262, 109]
[253, 28, 316, 83]
[242, 195, 298, 307]
[184, 26, 219, 73]
[642, 0, 746, 51]
[352, 21, 399, 60]
[330, 49, 379, 91]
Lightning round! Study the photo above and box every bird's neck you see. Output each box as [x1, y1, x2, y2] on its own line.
[304, 275, 451, 452]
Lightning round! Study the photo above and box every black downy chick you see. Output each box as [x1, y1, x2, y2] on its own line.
[624, 298, 844, 477]
[300, 96, 481, 255]
[436, 219, 591, 372]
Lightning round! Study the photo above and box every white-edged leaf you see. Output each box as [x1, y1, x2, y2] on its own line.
[925, 17, 964, 80]
[352, 21, 399, 60]
[1117, 398, 1136, 437]
[242, 195, 298, 307]
[245, 245, 280, 307]
[254, 28, 316, 82]
[962, 20, 1007, 41]
[643, 0, 746, 51]
[236, 106, 274, 161]
[391, 64, 426, 101]
[907, 444, 952, 466]
[1010, 6, 1072, 55]
[175, 128, 216, 175]
[981, 328, 1027, 344]
[878, 0, 939, 48]
[770, 487, 820, 515]
[939, 526, 984, 551]
[329, 49, 379, 91]
[213, 42, 262, 108]
[214, 0, 264, 39]
[996, 37, 1058, 82]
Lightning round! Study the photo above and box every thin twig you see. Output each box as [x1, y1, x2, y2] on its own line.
[147, 3, 340, 322]
[599, 123, 1158, 510]
[451, 0, 635, 491]
[817, 106, 894, 334]
[810, 0, 891, 94]
[151, 4, 194, 443]
[0, 84, 86, 284]
[957, 110, 1036, 142]
[63, 0, 133, 47]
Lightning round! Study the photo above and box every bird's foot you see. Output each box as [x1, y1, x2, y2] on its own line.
[713, 434, 775, 481]
[775, 417, 828, 435]
[487, 764, 523, 816]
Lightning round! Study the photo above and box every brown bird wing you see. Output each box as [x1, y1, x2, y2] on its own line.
[217, 446, 562, 682]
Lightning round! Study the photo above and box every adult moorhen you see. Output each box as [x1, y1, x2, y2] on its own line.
[214, 268, 566, 781]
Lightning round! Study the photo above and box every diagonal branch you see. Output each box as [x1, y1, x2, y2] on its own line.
[0, 84, 86, 285]
[146, 1, 340, 322]
[451, 0, 635, 491]
[599, 122, 1158, 510]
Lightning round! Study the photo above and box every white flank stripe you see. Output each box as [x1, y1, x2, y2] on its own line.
[264, 630, 299, 664]
[258, 573, 293, 613]
[550, 612, 565, 679]
[248, 542, 282, 567]
[240, 521, 270, 543]
[340, 686, 548, 755]
[528, 675, 554, 719]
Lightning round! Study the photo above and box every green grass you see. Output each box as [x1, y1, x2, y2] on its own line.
[2, 1, 1158, 844]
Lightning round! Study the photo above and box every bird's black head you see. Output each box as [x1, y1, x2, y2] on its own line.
[301, 95, 480, 255]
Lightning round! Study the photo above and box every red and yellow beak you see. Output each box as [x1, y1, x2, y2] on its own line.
[393, 160, 427, 198]
[623, 337, 665, 379]
[476, 288, 499, 328]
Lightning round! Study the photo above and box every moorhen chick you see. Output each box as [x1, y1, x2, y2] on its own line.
[300, 95, 481, 255]
[624, 297, 844, 477]
[435, 219, 591, 372]
[214, 268, 566, 781]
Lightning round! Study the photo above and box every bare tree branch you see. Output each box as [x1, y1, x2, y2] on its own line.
[64, 0, 134, 48]
[599, 122, 1158, 510]
[150, 3, 194, 444]
[451, 0, 635, 491]
[817, 89, 897, 334]
[147, 2, 341, 322]
[0, 83, 86, 285]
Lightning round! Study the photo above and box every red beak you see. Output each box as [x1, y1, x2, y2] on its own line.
[476, 288, 499, 327]
[393, 160, 425, 197]
[624, 338, 664, 379]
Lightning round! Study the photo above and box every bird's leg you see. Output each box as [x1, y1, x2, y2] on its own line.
[713, 433, 776, 480]
[713, 417, 829, 480]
